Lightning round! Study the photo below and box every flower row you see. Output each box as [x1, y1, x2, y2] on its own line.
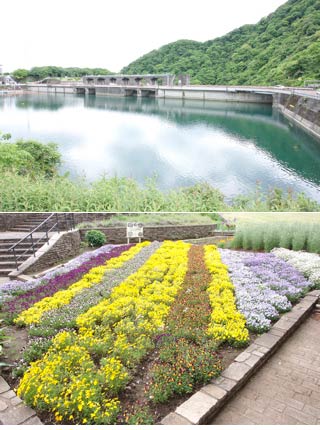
[2, 244, 132, 318]
[149, 245, 222, 404]
[272, 248, 320, 289]
[219, 249, 311, 332]
[31, 241, 162, 339]
[0, 243, 118, 302]
[204, 245, 249, 346]
[14, 241, 150, 326]
[21, 242, 162, 366]
[17, 241, 190, 424]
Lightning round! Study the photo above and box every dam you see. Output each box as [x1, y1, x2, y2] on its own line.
[23, 74, 320, 140]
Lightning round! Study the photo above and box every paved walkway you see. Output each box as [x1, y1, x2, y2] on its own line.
[211, 312, 320, 425]
[0, 377, 42, 425]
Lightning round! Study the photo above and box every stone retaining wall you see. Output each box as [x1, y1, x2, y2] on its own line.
[24, 231, 81, 275]
[79, 224, 217, 243]
[0, 213, 116, 231]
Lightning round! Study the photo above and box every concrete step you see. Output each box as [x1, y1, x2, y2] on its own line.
[0, 268, 13, 276]
[0, 239, 46, 245]
[0, 242, 47, 250]
[0, 245, 34, 251]
[0, 261, 17, 269]
[10, 228, 33, 232]
[0, 254, 32, 261]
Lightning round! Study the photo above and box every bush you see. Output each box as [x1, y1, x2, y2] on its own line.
[85, 230, 106, 247]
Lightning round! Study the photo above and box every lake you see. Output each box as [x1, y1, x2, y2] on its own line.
[1, 93, 320, 202]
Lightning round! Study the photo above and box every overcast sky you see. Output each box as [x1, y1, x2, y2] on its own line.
[1, 0, 287, 73]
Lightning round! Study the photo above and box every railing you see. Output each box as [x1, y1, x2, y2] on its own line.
[8, 213, 75, 270]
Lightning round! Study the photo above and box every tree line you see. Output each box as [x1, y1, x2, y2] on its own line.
[122, 0, 320, 86]
[11, 66, 112, 82]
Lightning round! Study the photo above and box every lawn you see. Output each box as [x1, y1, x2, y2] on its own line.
[220, 212, 320, 225]
[0, 240, 319, 424]
[76, 213, 219, 229]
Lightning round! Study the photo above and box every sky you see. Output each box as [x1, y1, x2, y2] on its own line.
[0, 0, 287, 73]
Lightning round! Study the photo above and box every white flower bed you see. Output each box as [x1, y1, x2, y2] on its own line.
[272, 248, 320, 288]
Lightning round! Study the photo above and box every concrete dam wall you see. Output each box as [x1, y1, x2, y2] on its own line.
[273, 93, 320, 140]
[23, 84, 320, 140]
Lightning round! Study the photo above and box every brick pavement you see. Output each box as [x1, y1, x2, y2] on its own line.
[211, 313, 320, 425]
[0, 376, 42, 425]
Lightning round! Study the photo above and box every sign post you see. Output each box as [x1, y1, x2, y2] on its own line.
[126, 222, 144, 244]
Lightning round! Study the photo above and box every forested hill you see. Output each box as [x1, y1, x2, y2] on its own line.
[121, 0, 320, 86]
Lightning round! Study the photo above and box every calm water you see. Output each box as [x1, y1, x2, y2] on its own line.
[1, 93, 320, 202]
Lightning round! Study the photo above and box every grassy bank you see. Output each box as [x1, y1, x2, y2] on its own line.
[221, 212, 320, 224]
[1, 172, 319, 212]
[76, 213, 218, 229]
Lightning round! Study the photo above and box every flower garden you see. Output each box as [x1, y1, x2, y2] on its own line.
[0, 241, 319, 424]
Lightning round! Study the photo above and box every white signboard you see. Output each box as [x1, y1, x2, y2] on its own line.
[126, 222, 143, 243]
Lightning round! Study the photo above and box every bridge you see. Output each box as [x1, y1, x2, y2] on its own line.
[24, 78, 320, 102]
[82, 73, 178, 87]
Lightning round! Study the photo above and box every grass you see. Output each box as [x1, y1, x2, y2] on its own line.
[0, 171, 319, 212]
[76, 213, 219, 229]
[221, 212, 320, 224]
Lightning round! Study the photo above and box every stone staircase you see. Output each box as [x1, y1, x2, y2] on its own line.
[0, 236, 48, 276]
[8, 213, 53, 233]
[0, 214, 54, 276]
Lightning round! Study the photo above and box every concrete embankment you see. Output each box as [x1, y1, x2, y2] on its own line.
[273, 92, 320, 140]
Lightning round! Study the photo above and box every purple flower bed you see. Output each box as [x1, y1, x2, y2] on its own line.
[219, 249, 311, 333]
[3, 244, 133, 317]
[243, 253, 311, 302]
[0, 244, 117, 302]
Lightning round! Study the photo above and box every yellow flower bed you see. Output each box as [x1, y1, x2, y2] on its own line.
[15, 241, 150, 326]
[76, 240, 190, 358]
[204, 245, 249, 346]
[17, 241, 190, 424]
[17, 331, 123, 424]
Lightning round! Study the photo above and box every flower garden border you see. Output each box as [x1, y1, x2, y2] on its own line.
[161, 290, 320, 425]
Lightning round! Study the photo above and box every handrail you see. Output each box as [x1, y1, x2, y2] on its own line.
[8, 213, 75, 270]
[8, 213, 56, 251]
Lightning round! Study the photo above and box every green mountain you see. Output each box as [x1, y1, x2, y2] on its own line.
[122, 0, 320, 86]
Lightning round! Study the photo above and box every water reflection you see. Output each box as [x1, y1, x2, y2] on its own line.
[0, 93, 319, 201]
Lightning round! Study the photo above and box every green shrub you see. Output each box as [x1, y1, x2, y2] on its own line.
[85, 230, 106, 247]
